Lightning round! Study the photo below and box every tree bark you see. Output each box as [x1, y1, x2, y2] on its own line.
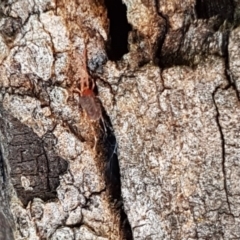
[0, 0, 240, 239]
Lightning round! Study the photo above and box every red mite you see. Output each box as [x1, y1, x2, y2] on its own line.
[75, 76, 102, 122]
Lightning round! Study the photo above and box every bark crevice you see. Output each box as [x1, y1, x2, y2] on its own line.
[212, 87, 232, 215]
[100, 111, 133, 240]
[105, 0, 131, 61]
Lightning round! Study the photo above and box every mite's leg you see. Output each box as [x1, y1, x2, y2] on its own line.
[91, 125, 98, 151]
[73, 88, 81, 95]
[100, 116, 107, 133]
[80, 75, 90, 93]
[90, 78, 95, 90]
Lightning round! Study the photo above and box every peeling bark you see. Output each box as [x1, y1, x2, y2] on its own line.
[0, 0, 240, 239]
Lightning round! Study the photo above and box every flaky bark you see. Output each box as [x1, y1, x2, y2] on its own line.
[0, 0, 240, 239]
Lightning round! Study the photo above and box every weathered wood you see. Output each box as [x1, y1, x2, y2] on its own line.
[0, 0, 240, 239]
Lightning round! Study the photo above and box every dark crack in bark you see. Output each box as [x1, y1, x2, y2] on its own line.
[154, 0, 168, 67]
[98, 110, 133, 240]
[104, 0, 131, 61]
[212, 87, 232, 215]
[195, 0, 234, 21]
[223, 29, 240, 102]
[0, 146, 6, 184]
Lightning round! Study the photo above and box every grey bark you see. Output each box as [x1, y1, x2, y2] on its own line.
[0, 0, 240, 239]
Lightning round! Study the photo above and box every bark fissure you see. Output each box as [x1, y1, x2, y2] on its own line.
[195, 0, 234, 21]
[212, 87, 232, 214]
[101, 113, 133, 240]
[1, 0, 240, 239]
[224, 31, 240, 101]
[0, 147, 6, 183]
[105, 0, 131, 60]
[154, 0, 168, 66]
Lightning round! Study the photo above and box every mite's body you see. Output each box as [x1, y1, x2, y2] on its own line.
[71, 48, 102, 122]
[72, 48, 117, 184]
[78, 83, 102, 121]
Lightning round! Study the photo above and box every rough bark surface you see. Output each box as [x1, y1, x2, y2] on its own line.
[0, 0, 240, 240]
